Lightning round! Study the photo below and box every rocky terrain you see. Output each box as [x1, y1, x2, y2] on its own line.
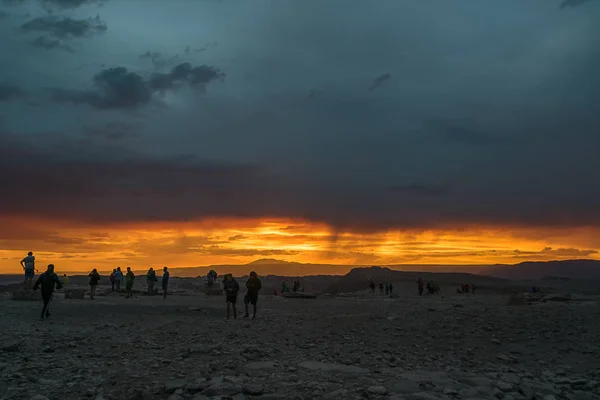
[1, 285, 600, 400]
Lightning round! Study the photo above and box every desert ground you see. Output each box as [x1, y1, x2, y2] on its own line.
[1, 282, 600, 400]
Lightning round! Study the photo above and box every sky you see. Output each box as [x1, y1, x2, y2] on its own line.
[1, 0, 599, 273]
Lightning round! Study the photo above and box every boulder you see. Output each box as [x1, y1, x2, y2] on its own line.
[12, 290, 41, 301]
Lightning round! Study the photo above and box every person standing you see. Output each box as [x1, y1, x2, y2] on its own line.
[20, 251, 36, 290]
[223, 274, 240, 320]
[60, 274, 69, 286]
[125, 267, 135, 299]
[244, 271, 262, 319]
[418, 277, 424, 296]
[114, 267, 123, 292]
[33, 264, 62, 321]
[109, 269, 116, 291]
[379, 282, 384, 296]
[389, 283, 394, 297]
[146, 267, 156, 295]
[369, 279, 376, 295]
[88, 268, 100, 300]
[162, 266, 169, 300]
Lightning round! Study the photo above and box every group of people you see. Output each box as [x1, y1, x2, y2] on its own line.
[368, 280, 395, 297]
[279, 280, 303, 294]
[457, 283, 476, 294]
[21, 251, 263, 321]
[222, 271, 263, 319]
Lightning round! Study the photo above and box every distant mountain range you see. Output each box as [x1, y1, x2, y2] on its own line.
[168, 258, 600, 281]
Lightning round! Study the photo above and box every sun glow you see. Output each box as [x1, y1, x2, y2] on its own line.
[0, 216, 598, 273]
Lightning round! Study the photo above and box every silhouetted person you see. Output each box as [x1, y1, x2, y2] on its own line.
[223, 274, 240, 319]
[162, 266, 169, 300]
[125, 267, 135, 299]
[379, 283, 384, 296]
[34, 264, 62, 321]
[89, 268, 100, 300]
[418, 277, 424, 296]
[114, 267, 123, 292]
[369, 280, 375, 294]
[388, 283, 393, 297]
[244, 271, 262, 319]
[109, 269, 116, 291]
[21, 251, 36, 290]
[146, 267, 157, 294]
[60, 274, 69, 286]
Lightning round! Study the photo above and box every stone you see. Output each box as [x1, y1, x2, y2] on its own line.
[243, 361, 277, 371]
[202, 383, 242, 397]
[242, 384, 264, 395]
[519, 384, 535, 399]
[324, 389, 348, 399]
[388, 380, 421, 394]
[1, 341, 21, 352]
[188, 345, 212, 354]
[498, 381, 515, 392]
[298, 361, 368, 375]
[164, 379, 186, 393]
[367, 386, 387, 395]
[12, 291, 42, 301]
[463, 377, 492, 387]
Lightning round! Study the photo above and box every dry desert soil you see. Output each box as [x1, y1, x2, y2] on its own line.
[1, 287, 600, 400]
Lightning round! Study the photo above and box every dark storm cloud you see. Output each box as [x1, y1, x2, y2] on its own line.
[31, 35, 74, 52]
[0, 83, 24, 101]
[368, 73, 392, 91]
[83, 122, 138, 140]
[560, 0, 595, 8]
[388, 183, 448, 197]
[40, 0, 105, 9]
[21, 15, 107, 38]
[52, 63, 224, 109]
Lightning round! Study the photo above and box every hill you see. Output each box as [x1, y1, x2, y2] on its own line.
[481, 259, 600, 280]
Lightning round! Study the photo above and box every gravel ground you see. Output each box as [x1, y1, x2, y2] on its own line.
[1, 288, 600, 400]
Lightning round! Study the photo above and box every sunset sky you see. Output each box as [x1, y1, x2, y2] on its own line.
[1, 0, 599, 274]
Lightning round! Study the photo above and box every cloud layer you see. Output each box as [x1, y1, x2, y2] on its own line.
[0, 0, 599, 234]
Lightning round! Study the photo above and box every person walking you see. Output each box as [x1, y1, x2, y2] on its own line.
[125, 267, 135, 299]
[244, 271, 262, 319]
[20, 251, 36, 290]
[33, 264, 62, 321]
[162, 266, 169, 300]
[223, 274, 240, 320]
[114, 267, 123, 292]
[89, 268, 100, 300]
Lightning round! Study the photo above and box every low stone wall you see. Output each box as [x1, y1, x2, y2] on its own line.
[12, 290, 42, 301]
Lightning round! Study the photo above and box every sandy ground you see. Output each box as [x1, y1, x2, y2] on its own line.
[1, 288, 600, 400]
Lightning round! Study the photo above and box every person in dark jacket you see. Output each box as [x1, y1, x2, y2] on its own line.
[125, 267, 135, 299]
[89, 268, 100, 300]
[223, 274, 240, 320]
[146, 267, 157, 295]
[33, 264, 63, 320]
[244, 271, 262, 319]
[162, 266, 169, 300]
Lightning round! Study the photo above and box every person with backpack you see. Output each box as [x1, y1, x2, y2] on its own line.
[146, 267, 157, 295]
[109, 269, 116, 291]
[244, 271, 262, 319]
[33, 264, 62, 321]
[88, 268, 101, 300]
[223, 274, 240, 320]
[125, 267, 135, 299]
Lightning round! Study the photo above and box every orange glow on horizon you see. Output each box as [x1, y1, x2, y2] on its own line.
[0, 216, 598, 274]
